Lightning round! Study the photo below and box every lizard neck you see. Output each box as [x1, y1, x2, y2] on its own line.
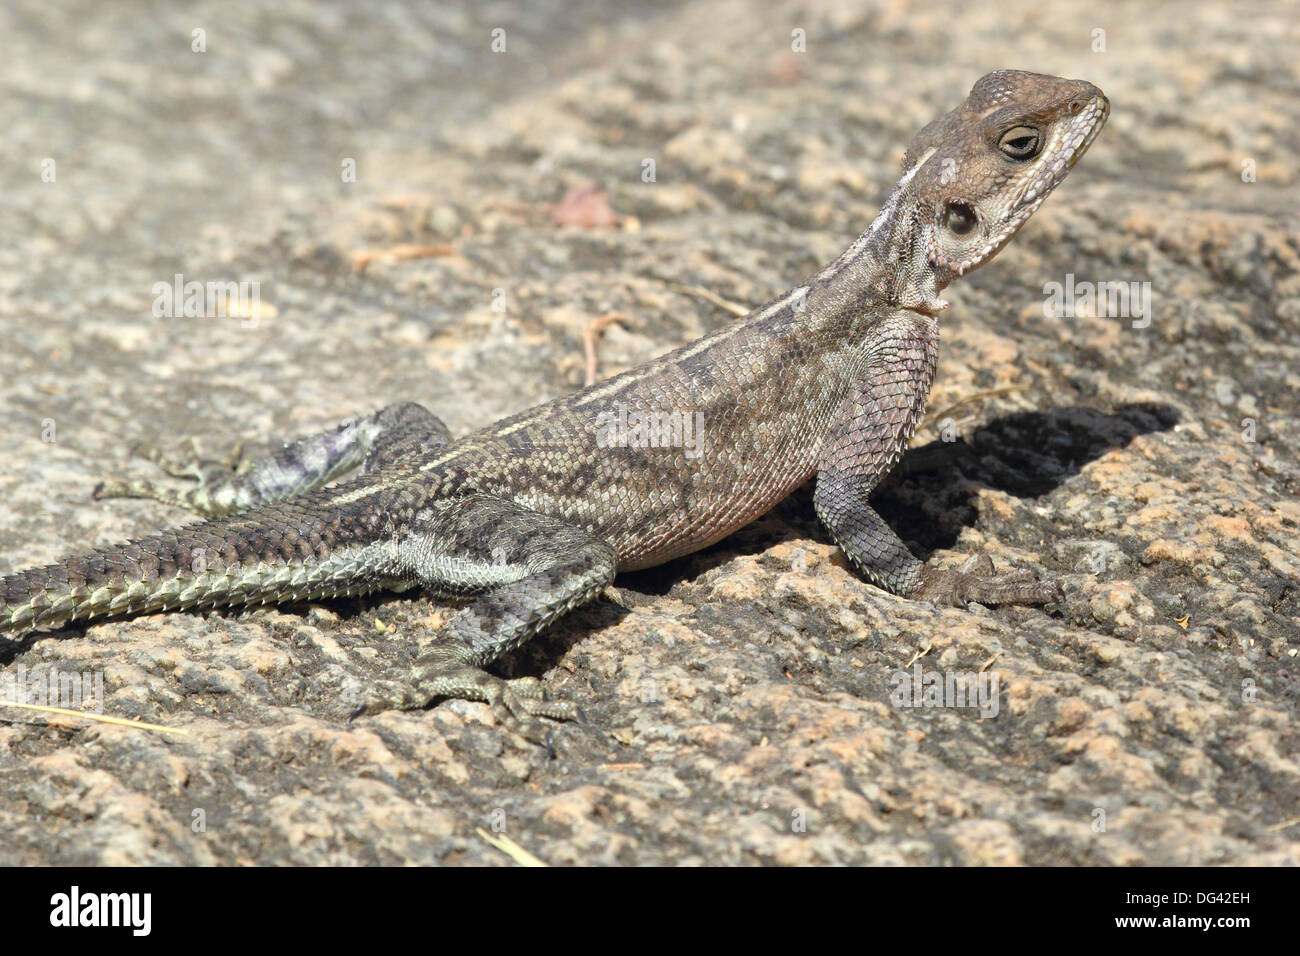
[803, 152, 947, 320]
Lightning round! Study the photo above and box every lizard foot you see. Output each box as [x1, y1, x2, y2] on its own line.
[350, 665, 580, 745]
[93, 438, 245, 514]
[914, 553, 1062, 608]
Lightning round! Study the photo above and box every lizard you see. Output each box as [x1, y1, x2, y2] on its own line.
[0, 70, 1109, 737]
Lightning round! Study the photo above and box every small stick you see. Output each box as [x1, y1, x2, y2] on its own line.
[476, 828, 547, 866]
[583, 312, 628, 387]
[923, 386, 1026, 428]
[666, 282, 751, 318]
[0, 701, 189, 736]
[352, 244, 455, 271]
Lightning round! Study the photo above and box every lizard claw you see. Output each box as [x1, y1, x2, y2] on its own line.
[915, 553, 1062, 607]
[346, 667, 581, 748]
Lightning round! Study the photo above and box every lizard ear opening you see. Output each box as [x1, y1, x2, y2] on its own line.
[943, 201, 978, 236]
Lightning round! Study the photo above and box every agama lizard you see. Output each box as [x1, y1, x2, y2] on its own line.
[0, 71, 1109, 736]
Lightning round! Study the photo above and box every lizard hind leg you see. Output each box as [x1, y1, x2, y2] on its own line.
[352, 493, 617, 741]
[359, 401, 453, 471]
[93, 401, 451, 517]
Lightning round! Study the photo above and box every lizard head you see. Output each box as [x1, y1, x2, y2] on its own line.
[901, 70, 1109, 297]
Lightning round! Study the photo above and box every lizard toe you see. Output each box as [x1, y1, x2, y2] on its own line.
[348, 683, 422, 721]
[916, 557, 1062, 608]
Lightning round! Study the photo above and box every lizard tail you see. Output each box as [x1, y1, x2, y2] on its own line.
[0, 499, 392, 638]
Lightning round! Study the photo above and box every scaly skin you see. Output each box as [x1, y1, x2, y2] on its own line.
[0, 71, 1109, 736]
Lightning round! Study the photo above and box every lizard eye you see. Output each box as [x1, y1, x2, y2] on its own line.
[999, 126, 1041, 160]
[943, 201, 978, 235]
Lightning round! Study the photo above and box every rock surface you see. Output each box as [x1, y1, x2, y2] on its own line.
[0, 0, 1296, 865]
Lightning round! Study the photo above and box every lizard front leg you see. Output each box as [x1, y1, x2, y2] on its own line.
[94, 401, 450, 516]
[353, 494, 617, 739]
[814, 316, 1060, 607]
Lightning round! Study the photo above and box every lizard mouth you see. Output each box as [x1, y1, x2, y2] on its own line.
[947, 93, 1110, 279]
[1004, 93, 1110, 227]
